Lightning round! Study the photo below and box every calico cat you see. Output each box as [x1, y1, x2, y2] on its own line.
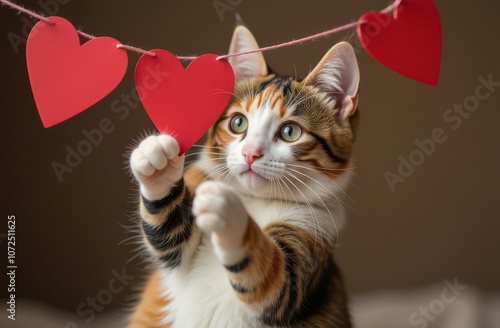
[128, 25, 360, 328]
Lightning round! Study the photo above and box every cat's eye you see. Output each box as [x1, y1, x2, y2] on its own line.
[279, 123, 302, 142]
[229, 114, 248, 134]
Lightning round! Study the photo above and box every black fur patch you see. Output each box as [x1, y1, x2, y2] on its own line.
[262, 238, 300, 326]
[256, 75, 294, 97]
[230, 281, 249, 294]
[309, 132, 345, 163]
[224, 256, 250, 273]
[142, 179, 185, 214]
[141, 208, 192, 252]
[160, 248, 183, 269]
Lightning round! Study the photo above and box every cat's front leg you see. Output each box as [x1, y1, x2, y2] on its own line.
[193, 181, 349, 327]
[130, 134, 200, 268]
[193, 181, 284, 308]
[193, 181, 249, 265]
[131, 134, 184, 201]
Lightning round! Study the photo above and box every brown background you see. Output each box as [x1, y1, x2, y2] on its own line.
[1, 0, 499, 324]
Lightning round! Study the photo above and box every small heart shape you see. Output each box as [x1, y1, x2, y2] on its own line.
[135, 50, 235, 155]
[26, 16, 128, 127]
[358, 0, 442, 85]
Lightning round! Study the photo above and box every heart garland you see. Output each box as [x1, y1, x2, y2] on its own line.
[358, 0, 442, 85]
[18, 0, 442, 152]
[135, 50, 234, 154]
[26, 16, 128, 127]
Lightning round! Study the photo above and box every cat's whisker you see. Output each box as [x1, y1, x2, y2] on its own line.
[248, 77, 257, 99]
[184, 161, 220, 172]
[199, 163, 228, 177]
[272, 179, 280, 207]
[185, 154, 223, 162]
[235, 76, 254, 101]
[292, 167, 358, 217]
[279, 177, 301, 213]
[209, 90, 244, 104]
[215, 165, 234, 185]
[277, 178, 285, 207]
[286, 163, 359, 190]
[286, 82, 305, 108]
[289, 93, 320, 109]
[210, 87, 242, 98]
[197, 167, 227, 186]
[204, 163, 230, 178]
[190, 144, 226, 151]
[252, 76, 265, 99]
[276, 178, 287, 210]
[184, 156, 226, 169]
[185, 156, 226, 165]
[282, 174, 325, 250]
[276, 178, 294, 218]
[287, 163, 357, 172]
[223, 170, 234, 185]
[185, 151, 225, 159]
[285, 171, 331, 241]
[265, 180, 274, 206]
[234, 81, 249, 101]
[185, 162, 227, 181]
[286, 79, 308, 109]
[213, 167, 231, 184]
[209, 89, 234, 96]
[286, 167, 356, 208]
[285, 171, 341, 245]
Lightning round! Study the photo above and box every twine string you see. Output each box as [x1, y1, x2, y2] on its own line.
[0, 0, 403, 60]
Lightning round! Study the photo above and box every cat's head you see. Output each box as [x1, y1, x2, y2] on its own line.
[203, 26, 360, 203]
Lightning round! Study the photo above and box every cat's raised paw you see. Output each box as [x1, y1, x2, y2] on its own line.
[193, 181, 249, 264]
[130, 134, 185, 201]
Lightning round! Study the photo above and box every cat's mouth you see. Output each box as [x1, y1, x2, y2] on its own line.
[242, 168, 263, 178]
[240, 168, 268, 188]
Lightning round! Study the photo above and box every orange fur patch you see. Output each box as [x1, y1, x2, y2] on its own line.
[184, 166, 209, 196]
[216, 127, 235, 147]
[244, 98, 254, 112]
[129, 270, 170, 328]
[230, 218, 285, 305]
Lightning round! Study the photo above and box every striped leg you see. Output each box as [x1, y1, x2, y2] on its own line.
[131, 135, 201, 267]
[193, 181, 350, 327]
[140, 178, 201, 268]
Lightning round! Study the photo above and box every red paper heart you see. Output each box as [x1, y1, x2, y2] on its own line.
[26, 16, 128, 127]
[135, 50, 235, 155]
[358, 0, 442, 85]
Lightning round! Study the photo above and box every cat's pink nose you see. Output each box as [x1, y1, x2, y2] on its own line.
[242, 148, 263, 165]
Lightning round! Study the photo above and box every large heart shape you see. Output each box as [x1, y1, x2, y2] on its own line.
[135, 50, 235, 154]
[26, 16, 128, 127]
[357, 0, 442, 85]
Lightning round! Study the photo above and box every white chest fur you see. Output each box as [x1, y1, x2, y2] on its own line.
[161, 195, 344, 328]
[162, 238, 259, 328]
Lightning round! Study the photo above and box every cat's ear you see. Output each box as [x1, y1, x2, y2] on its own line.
[228, 25, 268, 82]
[303, 42, 360, 119]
